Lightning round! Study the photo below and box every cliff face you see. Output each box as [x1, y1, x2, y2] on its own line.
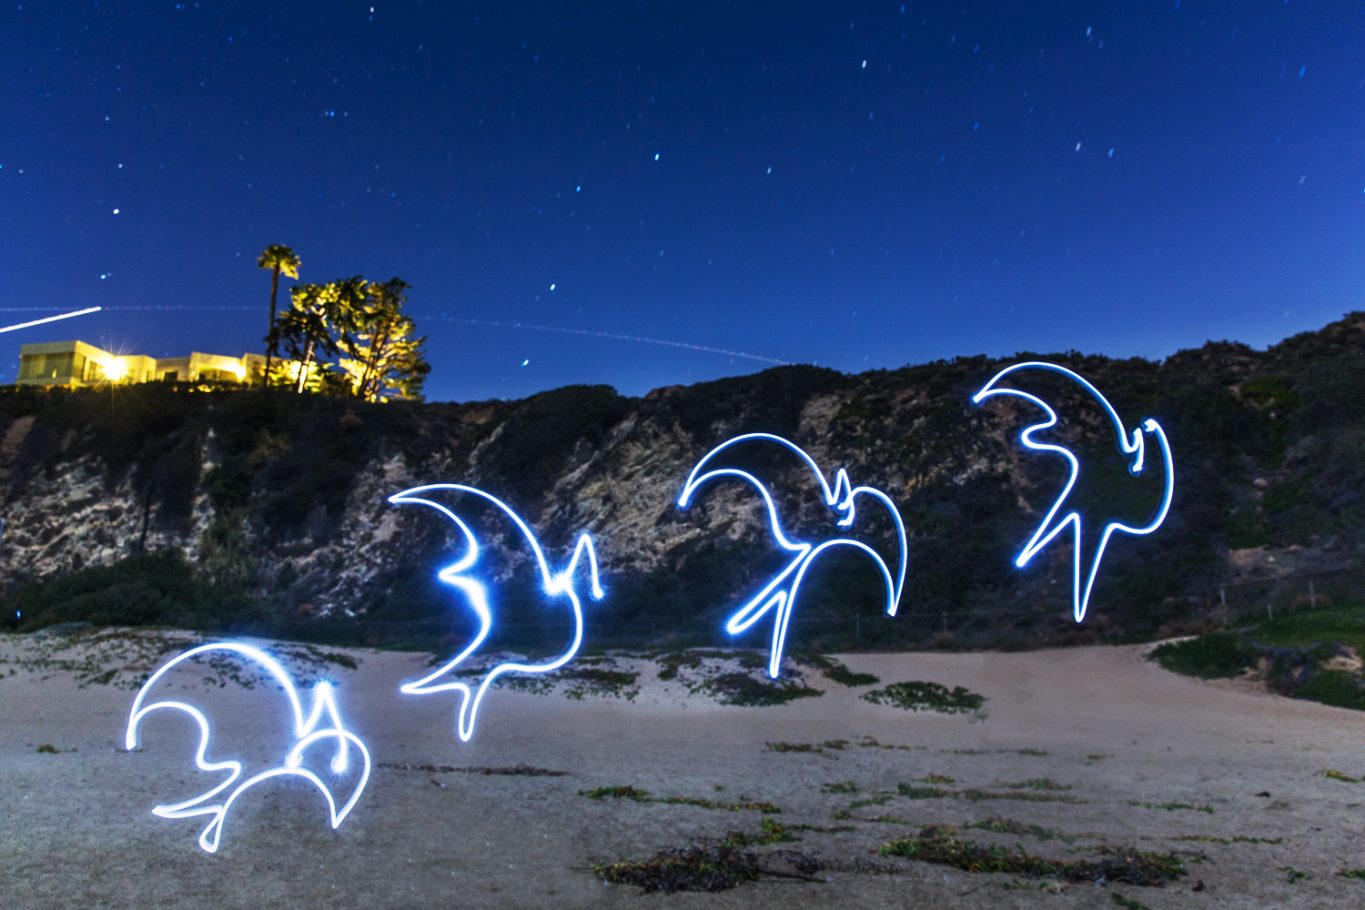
[2, 311, 1362, 650]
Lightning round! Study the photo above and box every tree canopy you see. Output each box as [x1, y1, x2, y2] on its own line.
[265, 272, 430, 401]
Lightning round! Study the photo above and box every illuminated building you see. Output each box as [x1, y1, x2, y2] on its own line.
[16, 340, 268, 387]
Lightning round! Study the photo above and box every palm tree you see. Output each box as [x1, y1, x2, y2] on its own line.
[258, 244, 301, 386]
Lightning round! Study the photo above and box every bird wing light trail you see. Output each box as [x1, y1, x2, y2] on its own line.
[972, 362, 1175, 623]
[676, 433, 907, 678]
[390, 484, 604, 742]
[0, 306, 101, 334]
[124, 642, 371, 854]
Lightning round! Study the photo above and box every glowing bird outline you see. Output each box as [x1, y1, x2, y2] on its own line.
[677, 433, 907, 678]
[390, 484, 604, 742]
[972, 361, 1175, 623]
[124, 642, 371, 854]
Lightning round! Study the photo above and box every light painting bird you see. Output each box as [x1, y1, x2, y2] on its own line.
[972, 361, 1175, 623]
[124, 642, 371, 854]
[676, 433, 907, 678]
[390, 484, 604, 742]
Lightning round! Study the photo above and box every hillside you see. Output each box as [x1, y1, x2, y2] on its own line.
[2, 311, 1362, 651]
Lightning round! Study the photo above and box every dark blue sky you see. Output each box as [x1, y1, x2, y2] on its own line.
[3, 2, 1362, 401]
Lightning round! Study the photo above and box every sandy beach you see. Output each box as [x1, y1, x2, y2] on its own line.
[2, 629, 1363, 909]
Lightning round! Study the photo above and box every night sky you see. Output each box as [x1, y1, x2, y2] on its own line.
[3, 2, 1362, 402]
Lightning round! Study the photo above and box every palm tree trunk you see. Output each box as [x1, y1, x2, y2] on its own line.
[264, 266, 281, 387]
[296, 336, 316, 394]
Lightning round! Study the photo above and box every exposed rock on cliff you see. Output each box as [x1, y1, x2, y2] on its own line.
[3, 312, 1362, 650]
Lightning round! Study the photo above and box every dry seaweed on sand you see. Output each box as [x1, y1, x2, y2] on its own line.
[594, 844, 763, 893]
[578, 785, 781, 813]
[592, 837, 822, 893]
[766, 739, 848, 756]
[878, 827, 1187, 887]
[378, 761, 568, 776]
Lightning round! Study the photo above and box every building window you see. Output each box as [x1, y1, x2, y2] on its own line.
[18, 353, 74, 380]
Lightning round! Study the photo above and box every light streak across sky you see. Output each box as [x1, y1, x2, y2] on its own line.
[0, 306, 102, 335]
[77, 306, 795, 366]
[435, 317, 793, 365]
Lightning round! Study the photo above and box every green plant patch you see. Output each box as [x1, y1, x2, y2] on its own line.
[694, 672, 822, 707]
[9, 551, 264, 634]
[862, 681, 985, 713]
[561, 666, 641, 701]
[581, 785, 651, 802]
[1320, 769, 1361, 783]
[1149, 632, 1256, 679]
[1255, 606, 1365, 654]
[1150, 607, 1365, 713]
[1296, 669, 1365, 711]
[718, 818, 796, 848]
[1338, 868, 1365, 880]
[795, 653, 880, 687]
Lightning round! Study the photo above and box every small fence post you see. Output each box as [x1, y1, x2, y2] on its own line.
[1309, 579, 1317, 610]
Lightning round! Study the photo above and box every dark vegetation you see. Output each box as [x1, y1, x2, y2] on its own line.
[579, 785, 781, 814]
[878, 826, 1188, 887]
[377, 762, 568, 777]
[3, 312, 1363, 657]
[1151, 604, 1365, 711]
[594, 844, 763, 893]
[861, 680, 986, 713]
[693, 671, 822, 706]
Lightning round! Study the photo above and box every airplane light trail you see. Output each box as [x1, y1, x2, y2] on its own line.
[0, 306, 102, 335]
[439, 317, 793, 366]
[85, 307, 793, 366]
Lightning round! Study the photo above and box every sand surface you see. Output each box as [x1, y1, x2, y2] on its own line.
[2, 629, 1364, 909]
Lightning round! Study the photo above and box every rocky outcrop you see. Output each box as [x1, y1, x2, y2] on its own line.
[2, 312, 1362, 648]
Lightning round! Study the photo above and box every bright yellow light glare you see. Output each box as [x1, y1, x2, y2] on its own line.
[104, 359, 126, 382]
[229, 362, 245, 379]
